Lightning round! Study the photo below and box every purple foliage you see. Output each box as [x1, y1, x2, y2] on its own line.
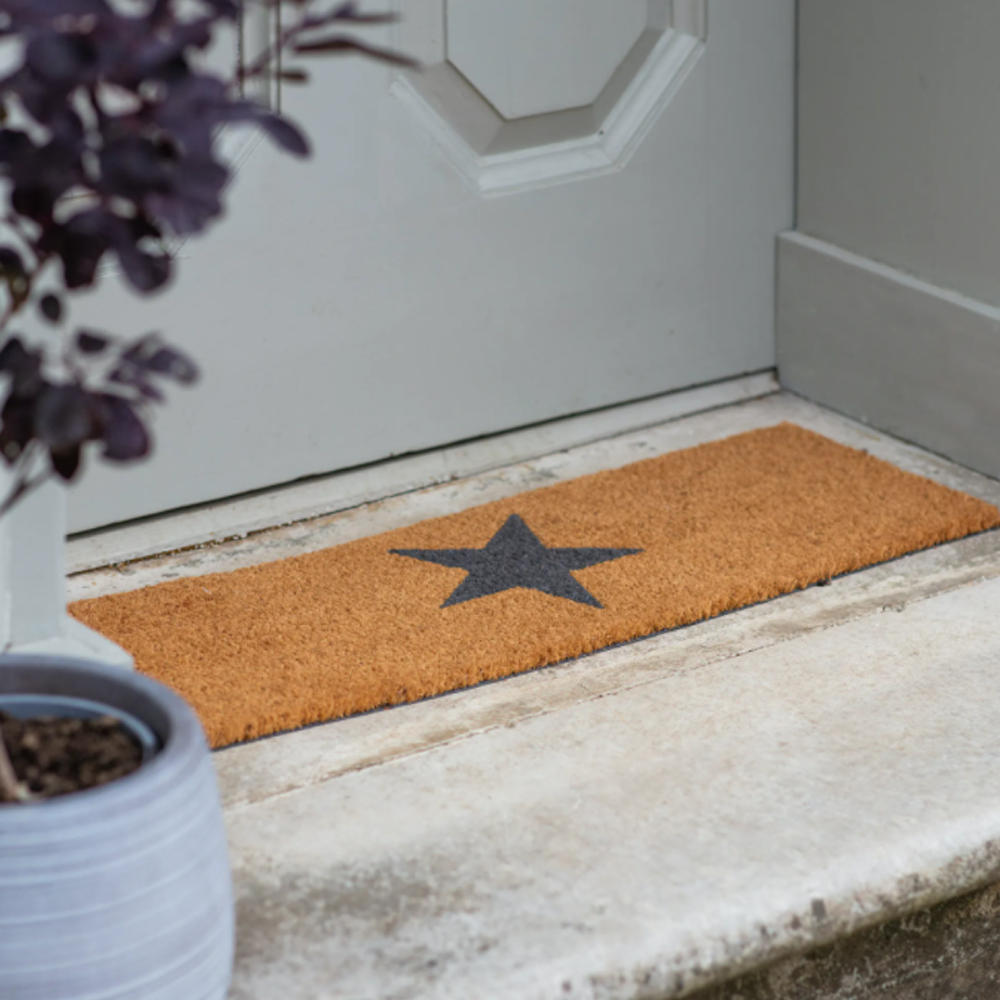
[0, 0, 407, 508]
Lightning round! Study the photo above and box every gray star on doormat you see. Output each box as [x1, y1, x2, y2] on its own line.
[390, 514, 642, 608]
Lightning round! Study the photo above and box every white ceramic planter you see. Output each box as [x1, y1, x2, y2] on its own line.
[0, 657, 233, 1000]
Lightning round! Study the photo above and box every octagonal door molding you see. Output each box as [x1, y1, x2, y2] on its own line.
[390, 0, 707, 196]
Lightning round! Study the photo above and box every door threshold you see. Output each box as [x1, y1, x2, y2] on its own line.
[67, 371, 778, 575]
[204, 391, 1000, 1000]
[67, 387, 1000, 611]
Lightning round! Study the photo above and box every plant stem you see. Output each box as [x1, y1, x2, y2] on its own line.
[0, 247, 47, 337]
[0, 466, 54, 520]
[238, 3, 310, 84]
[0, 721, 26, 803]
[235, 1, 407, 86]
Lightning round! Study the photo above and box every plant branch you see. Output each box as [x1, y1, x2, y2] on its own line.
[0, 722, 30, 804]
[2, 213, 37, 259]
[0, 289, 27, 337]
[236, 2, 408, 87]
[0, 464, 56, 520]
[0, 251, 50, 337]
[237, 3, 316, 84]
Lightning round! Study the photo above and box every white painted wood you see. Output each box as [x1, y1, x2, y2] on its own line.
[14, 618, 134, 669]
[389, 24, 705, 195]
[446, 0, 648, 119]
[672, 0, 708, 37]
[66, 371, 778, 574]
[778, 231, 1000, 480]
[785, 1, 1000, 477]
[0, 467, 132, 666]
[389, 0, 708, 194]
[0, 473, 62, 650]
[797, 0, 1000, 310]
[63, 0, 795, 534]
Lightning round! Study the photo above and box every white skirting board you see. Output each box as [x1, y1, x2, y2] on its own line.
[777, 231, 1000, 480]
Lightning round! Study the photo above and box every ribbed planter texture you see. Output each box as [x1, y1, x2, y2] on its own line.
[0, 656, 233, 1000]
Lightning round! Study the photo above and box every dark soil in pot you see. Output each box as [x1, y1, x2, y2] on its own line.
[0, 711, 143, 802]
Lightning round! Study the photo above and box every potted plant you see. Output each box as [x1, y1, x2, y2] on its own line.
[0, 656, 236, 999]
[0, 1, 411, 996]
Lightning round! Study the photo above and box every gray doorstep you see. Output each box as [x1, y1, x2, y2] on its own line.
[70, 392, 1000, 1000]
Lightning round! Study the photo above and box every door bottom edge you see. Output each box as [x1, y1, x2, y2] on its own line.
[67, 370, 779, 575]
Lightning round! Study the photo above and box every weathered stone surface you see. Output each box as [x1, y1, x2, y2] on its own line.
[696, 881, 1000, 1000]
[70, 393, 1000, 1000]
[220, 572, 1000, 999]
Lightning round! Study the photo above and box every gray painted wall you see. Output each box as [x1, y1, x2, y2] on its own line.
[797, 0, 1000, 307]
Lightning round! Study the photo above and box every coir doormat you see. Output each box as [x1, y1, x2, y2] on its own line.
[69, 423, 1000, 748]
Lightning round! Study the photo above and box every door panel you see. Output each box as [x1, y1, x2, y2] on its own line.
[446, 0, 649, 118]
[65, 0, 794, 533]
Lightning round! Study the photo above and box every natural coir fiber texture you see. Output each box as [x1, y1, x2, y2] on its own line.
[69, 423, 1000, 748]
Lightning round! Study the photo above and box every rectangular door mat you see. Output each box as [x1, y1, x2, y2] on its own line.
[70, 423, 1000, 748]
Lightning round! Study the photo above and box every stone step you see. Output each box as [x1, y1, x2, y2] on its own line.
[72, 392, 1000, 999]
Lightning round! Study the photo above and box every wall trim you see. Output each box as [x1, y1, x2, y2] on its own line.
[777, 231, 1000, 479]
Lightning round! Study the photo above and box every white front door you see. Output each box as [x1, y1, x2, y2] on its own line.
[66, 0, 794, 533]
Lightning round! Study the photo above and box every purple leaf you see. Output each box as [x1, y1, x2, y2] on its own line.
[38, 293, 62, 323]
[0, 395, 34, 464]
[50, 444, 81, 480]
[142, 156, 228, 235]
[0, 339, 29, 372]
[293, 35, 417, 67]
[76, 329, 111, 354]
[146, 346, 199, 384]
[99, 136, 175, 200]
[328, 2, 399, 24]
[116, 242, 172, 293]
[256, 113, 311, 156]
[0, 130, 34, 170]
[46, 209, 117, 288]
[224, 106, 310, 157]
[34, 382, 96, 452]
[0, 338, 44, 397]
[25, 33, 99, 88]
[0, 247, 25, 277]
[5, 0, 111, 18]
[98, 394, 149, 461]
